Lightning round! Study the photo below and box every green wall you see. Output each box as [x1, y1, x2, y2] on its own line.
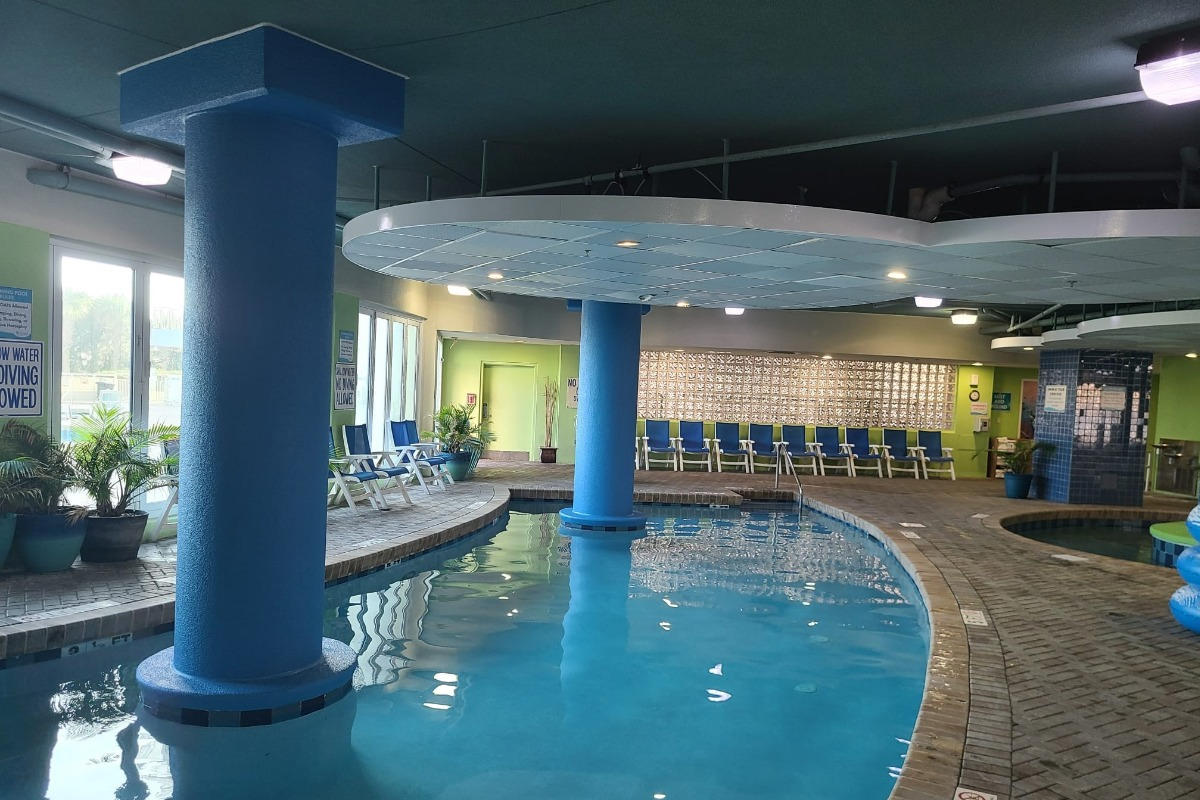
[440, 339, 579, 463]
[1154, 356, 1200, 442]
[0, 221, 51, 430]
[990, 366, 1038, 440]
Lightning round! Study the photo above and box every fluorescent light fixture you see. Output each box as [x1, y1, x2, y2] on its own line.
[447, 284, 472, 296]
[1023, 346, 1035, 351]
[110, 155, 173, 186]
[1187, 352, 1199, 359]
[616, 239, 640, 247]
[821, 354, 833, 360]
[675, 300, 690, 308]
[972, 362, 983, 367]
[950, 309, 978, 325]
[486, 271, 504, 280]
[1136, 27, 1200, 105]
[724, 307, 745, 316]
[914, 296, 943, 308]
[886, 270, 908, 280]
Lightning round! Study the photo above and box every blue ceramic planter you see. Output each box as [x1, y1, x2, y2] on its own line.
[445, 451, 471, 482]
[1004, 473, 1033, 499]
[15, 511, 87, 573]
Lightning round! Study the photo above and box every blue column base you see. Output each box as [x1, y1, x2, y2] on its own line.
[136, 638, 356, 725]
[559, 507, 646, 532]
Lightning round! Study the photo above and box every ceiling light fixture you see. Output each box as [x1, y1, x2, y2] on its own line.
[1136, 27, 1200, 105]
[821, 354, 833, 360]
[886, 270, 908, 280]
[1023, 346, 1035, 351]
[950, 309, 979, 325]
[724, 307, 745, 316]
[487, 271, 504, 280]
[1187, 352, 1199, 359]
[914, 296, 943, 308]
[638, 293, 655, 302]
[972, 362, 983, 367]
[447, 284, 472, 296]
[616, 239, 641, 247]
[676, 300, 690, 308]
[110, 155, 173, 186]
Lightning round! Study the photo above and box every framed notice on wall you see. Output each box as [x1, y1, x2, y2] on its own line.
[333, 363, 356, 410]
[0, 287, 32, 340]
[0, 339, 42, 416]
[566, 376, 578, 409]
[1044, 384, 1068, 413]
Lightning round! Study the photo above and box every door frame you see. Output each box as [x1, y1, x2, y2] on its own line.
[479, 361, 538, 458]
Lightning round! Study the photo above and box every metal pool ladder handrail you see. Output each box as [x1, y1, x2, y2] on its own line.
[775, 443, 805, 514]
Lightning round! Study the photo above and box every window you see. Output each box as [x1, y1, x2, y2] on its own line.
[354, 306, 420, 447]
[638, 350, 957, 430]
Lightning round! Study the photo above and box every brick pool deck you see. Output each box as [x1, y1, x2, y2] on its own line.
[3, 463, 1199, 800]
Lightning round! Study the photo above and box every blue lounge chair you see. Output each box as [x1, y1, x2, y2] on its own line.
[844, 426, 884, 477]
[712, 422, 751, 473]
[916, 430, 956, 480]
[642, 419, 679, 470]
[779, 424, 820, 476]
[813, 425, 854, 476]
[328, 427, 390, 511]
[747, 423, 778, 475]
[343, 424, 414, 505]
[882, 428, 923, 479]
[391, 419, 454, 493]
[677, 420, 712, 471]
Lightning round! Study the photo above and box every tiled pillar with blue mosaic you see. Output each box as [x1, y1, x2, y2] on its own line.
[1032, 349, 1152, 506]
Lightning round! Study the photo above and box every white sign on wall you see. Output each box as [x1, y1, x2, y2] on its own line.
[0, 286, 33, 340]
[1044, 384, 1068, 413]
[566, 376, 578, 409]
[337, 329, 355, 364]
[0, 339, 43, 416]
[333, 363, 356, 410]
[1099, 385, 1126, 411]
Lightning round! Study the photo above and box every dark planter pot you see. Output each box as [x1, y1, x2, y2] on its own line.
[446, 451, 472, 482]
[81, 510, 149, 562]
[0, 512, 14, 569]
[540, 447, 558, 464]
[14, 511, 87, 573]
[1005, 472, 1034, 499]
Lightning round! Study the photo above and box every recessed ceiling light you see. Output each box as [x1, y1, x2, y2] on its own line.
[724, 307, 745, 316]
[447, 284, 472, 296]
[110, 155, 173, 186]
[1023, 346, 1035, 351]
[972, 362, 983, 367]
[1136, 27, 1200, 105]
[487, 271, 504, 280]
[1187, 352, 1199, 358]
[638, 293, 655, 302]
[676, 300, 690, 308]
[914, 296, 943, 308]
[616, 239, 640, 247]
[886, 270, 908, 280]
[950, 309, 978, 325]
[821, 354, 833, 360]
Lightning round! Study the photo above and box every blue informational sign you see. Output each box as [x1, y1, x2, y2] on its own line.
[0, 339, 43, 416]
[992, 391, 1011, 411]
[338, 329, 355, 363]
[0, 286, 33, 340]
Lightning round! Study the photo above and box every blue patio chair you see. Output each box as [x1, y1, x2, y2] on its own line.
[328, 427, 390, 512]
[712, 422, 751, 473]
[882, 428, 923, 479]
[150, 437, 179, 539]
[642, 419, 679, 470]
[813, 425, 854, 476]
[779, 424, 820, 476]
[391, 419, 454, 493]
[677, 420, 712, 471]
[844, 426, 884, 477]
[916, 430, 956, 480]
[343, 424, 414, 506]
[747, 423, 778, 475]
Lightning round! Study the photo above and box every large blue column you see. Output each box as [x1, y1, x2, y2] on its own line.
[560, 300, 646, 531]
[119, 25, 406, 721]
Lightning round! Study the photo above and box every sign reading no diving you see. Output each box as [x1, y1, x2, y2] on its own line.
[0, 339, 43, 416]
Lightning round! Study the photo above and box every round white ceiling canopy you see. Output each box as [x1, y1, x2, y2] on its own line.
[341, 196, 1200, 310]
[990, 309, 1200, 355]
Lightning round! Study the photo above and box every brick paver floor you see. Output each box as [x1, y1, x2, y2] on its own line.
[3, 461, 1199, 800]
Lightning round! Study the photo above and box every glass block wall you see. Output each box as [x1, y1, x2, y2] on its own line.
[637, 350, 957, 429]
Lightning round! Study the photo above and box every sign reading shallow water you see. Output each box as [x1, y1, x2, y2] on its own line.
[0, 339, 42, 416]
[1044, 384, 1068, 413]
[0, 286, 32, 339]
[333, 363, 356, 410]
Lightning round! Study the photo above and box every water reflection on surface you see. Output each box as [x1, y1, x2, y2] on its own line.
[0, 506, 927, 800]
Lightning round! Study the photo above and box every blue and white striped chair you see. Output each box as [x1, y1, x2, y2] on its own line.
[642, 419, 679, 470]
[712, 421, 751, 473]
[916, 430, 956, 480]
[844, 426, 885, 477]
[343, 424, 414, 505]
[813, 426, 854, 476]
[391, 419, 454, 493]
[881, 428, 923, 479]
[747, 423, 779, 475]
[677, 420, 712, 471]
[328, 428, 390, 512]
[778, 424, 821, 476]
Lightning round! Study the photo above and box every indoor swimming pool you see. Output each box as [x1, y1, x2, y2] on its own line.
[0, 505, 929, 800]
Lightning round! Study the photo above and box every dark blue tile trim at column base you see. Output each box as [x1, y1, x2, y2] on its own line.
[141, 679, 353, 728]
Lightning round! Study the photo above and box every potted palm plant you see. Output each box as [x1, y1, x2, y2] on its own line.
[1002, 439, 1054, 499]
[0, 420, 85, 572]
[427, 403, 495, 481]
[541, 377, 559, 463]
[72, 406, 179, 562]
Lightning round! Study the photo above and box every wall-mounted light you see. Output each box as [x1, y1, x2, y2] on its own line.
[724, 307, 745, 316]
[447, 284, 472, 296]
[950, 309, 978, 325]
[1136, 27, 1200, 105]
[914, 296, 943, 308]
[110, 155, 173, 186]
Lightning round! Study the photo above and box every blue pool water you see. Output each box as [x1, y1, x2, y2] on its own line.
[0, 505, 929, 799]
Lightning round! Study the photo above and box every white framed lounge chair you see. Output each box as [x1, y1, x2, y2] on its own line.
[844, 427, 885, 477]
[676, 420, 712, 471]
[328, 427, 390, 512]
[642, 419, 679, 470]
[916, 430, 956, 480]
[713, 421, 751, 473]
[342, 424, 414, 506]
[778, 425, 821, 476]
[881, 428, 923, 478]
[390, 419, 454, 494]
[813, 426, 854, 476]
